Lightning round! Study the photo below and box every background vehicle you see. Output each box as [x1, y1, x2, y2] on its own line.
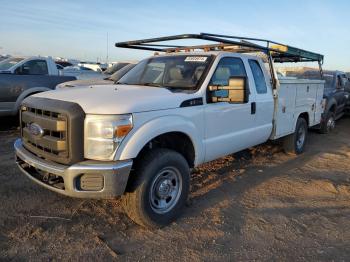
[77, 63, 103, 72]
[14, 33, 325, 228]
[56, 63, 135, 89]
[55, 60, 73, 68]
[287, 70, 348, 133]
[104, 62, 132, 75]
[59, 65, 102, 80]
[345, 73, 350, 114]
[0, 54, 10, 62]
[0, 56, 76, 116]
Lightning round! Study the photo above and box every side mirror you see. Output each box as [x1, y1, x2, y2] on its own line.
[209, 76, 248, 103]
[14, 67, 22, 75]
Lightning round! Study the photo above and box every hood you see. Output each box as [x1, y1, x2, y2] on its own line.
[57, 78, 112, 89]
[34, 84, 196, 114]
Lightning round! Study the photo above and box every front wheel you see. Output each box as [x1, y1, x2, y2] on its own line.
[283, 117, 308, 155]
[319, 111, 335, 134]
[122, 149, 190, 228]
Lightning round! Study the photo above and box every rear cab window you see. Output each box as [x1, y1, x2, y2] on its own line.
[248, 59, 267, 94]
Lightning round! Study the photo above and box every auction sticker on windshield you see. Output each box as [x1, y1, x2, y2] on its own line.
[184, 57, 208, 62]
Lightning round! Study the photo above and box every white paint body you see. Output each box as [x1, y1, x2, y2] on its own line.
[272, 78, 325, 139]
[34, 52, 325, 166]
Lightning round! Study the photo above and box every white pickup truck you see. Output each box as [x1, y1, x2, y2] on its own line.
[14, 33, 325, 228]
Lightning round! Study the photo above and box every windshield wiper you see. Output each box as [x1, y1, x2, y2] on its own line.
[115, 81, 131, 85]
[139, 82, 162, 87]
[115, 82, 173, 88]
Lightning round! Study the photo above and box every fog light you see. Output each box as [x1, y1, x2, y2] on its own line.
[78, 174, 104, 191]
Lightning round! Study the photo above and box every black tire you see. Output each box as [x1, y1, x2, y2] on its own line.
[122, 148, 190, 228]
[283, 117, 308, 155]
[319, 111, 335, 134]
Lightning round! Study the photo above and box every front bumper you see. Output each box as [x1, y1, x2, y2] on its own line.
[14, 139, 132, 199]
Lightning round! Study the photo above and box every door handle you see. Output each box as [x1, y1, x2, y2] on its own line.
[251, 102, 256, 114]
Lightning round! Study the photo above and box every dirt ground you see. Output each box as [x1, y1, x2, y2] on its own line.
[0, 116, 350, 261]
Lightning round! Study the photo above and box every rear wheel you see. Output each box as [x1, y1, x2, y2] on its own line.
[283, 117, 308, 155]
[319, 111, 335, 134]
[122, 148, 190, 228]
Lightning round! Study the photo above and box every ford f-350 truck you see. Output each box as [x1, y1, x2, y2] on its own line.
[14, 33, 325, 228]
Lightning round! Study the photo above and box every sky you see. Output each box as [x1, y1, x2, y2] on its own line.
[0, 0, 349, 71]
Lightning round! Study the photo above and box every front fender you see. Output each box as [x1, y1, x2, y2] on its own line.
[14, 87, 51, 113]
[325, 97, 337, 114]
[115, 115, 204, 166]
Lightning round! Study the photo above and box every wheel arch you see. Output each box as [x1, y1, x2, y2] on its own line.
[326, 98, 337, 114]
[298, 112, 310, 127]
[115, 116, 204, 167]
[13, 87, 51, 114]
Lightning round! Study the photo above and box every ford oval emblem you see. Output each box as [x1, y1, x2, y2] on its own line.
[28, 123, 44, 137]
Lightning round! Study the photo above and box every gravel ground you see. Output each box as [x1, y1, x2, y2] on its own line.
[0, 116, 350, 261]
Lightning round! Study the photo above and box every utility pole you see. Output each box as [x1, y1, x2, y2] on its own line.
[106, 32, 109, 64]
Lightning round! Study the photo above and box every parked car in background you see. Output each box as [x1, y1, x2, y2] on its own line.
[55, 60, 74, 68]
[56, 63, 135, 89]
[77, 63, 103, 72]
[345, 73, 350, 114]
[0, 56, 76, 116]
[59, 62, 135, 82]
[104, 62, 131, 75]
[0, 55, 10, 62]
[55, 64, 65, 70]
[59, 65, 102, 80]
[287, 70, 348, 133]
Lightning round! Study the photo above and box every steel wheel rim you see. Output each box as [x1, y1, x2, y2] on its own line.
[296, 125, 306, 150]
[149, 167, 182, 214]
[327, 116, 335, 131]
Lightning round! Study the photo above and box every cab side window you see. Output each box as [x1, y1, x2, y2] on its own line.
[336, 75, 343, 89]
[248, 59, 267, 94]
[340, 75, 348, 88]
[210, 57, 247, 86]
[17, 60, 48, 75]
[208, 57, 248, 103]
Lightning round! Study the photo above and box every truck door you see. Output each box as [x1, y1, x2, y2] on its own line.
[204, 56, 268, 162]
[247, 59, 274, 138]
[334, 74, 346, 116]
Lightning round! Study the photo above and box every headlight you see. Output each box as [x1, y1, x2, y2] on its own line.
[84, 114, 133, 160]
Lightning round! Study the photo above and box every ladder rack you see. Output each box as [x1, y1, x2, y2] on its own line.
[115, 33, 324, 64]
[115, 33, 324, 88]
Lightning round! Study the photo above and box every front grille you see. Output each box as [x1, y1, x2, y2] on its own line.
[21, 107, 68, 158]
[21, 96, 85, 165]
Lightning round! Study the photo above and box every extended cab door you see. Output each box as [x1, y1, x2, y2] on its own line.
[203, 56, 270, 162]
[335, 74, 348, 115]
[247, 59, 274, 138]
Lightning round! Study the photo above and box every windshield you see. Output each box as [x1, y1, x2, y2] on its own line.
[117, 55, 213, 91]
[0, 57, 24, 70]
[109, 64, 136, 81]
[104, 63, 129, 75]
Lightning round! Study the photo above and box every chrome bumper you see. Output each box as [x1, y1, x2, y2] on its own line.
[14, 139, 132, 199]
